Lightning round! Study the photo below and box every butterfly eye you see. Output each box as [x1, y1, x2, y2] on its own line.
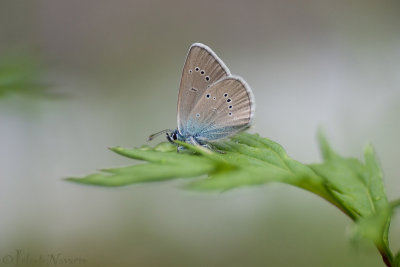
[171, 132, 178, 140]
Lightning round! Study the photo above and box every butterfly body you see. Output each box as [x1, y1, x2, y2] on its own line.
[150, 43, 255, 149]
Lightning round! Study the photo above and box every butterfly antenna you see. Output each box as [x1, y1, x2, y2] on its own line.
[148, 129, 173, 141]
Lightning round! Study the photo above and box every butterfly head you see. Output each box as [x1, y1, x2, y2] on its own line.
[166, 129, 183, 143]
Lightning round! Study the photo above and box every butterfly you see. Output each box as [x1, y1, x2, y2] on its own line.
[149, 43, 255, 150]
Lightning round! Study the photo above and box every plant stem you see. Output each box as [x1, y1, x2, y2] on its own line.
[379, 198, 400, 267]
[378, 245, 393, 267]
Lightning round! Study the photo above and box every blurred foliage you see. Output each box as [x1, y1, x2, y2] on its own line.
[67, 132, 399, 266]
[0, 53, 50, 98]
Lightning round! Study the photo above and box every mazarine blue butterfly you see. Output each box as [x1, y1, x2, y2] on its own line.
[149, 43, 255, 149]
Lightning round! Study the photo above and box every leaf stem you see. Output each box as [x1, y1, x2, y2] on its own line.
[378, 244, 393, 267]
[390, 198, 400, 208]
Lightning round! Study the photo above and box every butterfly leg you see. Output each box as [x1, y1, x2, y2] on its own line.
[201, 143, 212, 150]
[187, 137, 226, 153]
[176, 141, 207, 152]
[175, 137, 223, 153]
[187, 136, 202, 146]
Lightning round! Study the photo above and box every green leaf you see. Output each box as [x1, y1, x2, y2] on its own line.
[68, 133, 335, 206]
[0, 54, 51, 98]
[67, 131, 398, 266]
[394, 251, 400, 267]
[187, 134, 335, 201]
[67, 144, 218, 186]
[391, 199, 400, 267]
[309, 132, 389, 220]
[310, 131, 396, 266]
[351, 205, 391, 247]
[352, 200, 400, 267]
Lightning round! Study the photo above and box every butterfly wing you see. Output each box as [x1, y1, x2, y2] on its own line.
[177, 43, 230, 133]
[181, 76, 255, 142]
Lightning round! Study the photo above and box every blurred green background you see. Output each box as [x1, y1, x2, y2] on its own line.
[1, 0, 399, 266]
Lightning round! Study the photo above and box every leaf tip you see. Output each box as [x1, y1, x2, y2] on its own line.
[363, 142, 375, 155]
[64, 177, 80, 183]
[317, 128, 336, 160]
[109, 146, 123, 151]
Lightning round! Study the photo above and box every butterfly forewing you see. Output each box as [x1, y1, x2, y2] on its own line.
[182, 77, 254, 141]
[177, 43, 230, 132]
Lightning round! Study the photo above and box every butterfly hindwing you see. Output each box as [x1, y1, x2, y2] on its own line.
[181, 76, 255, 142]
